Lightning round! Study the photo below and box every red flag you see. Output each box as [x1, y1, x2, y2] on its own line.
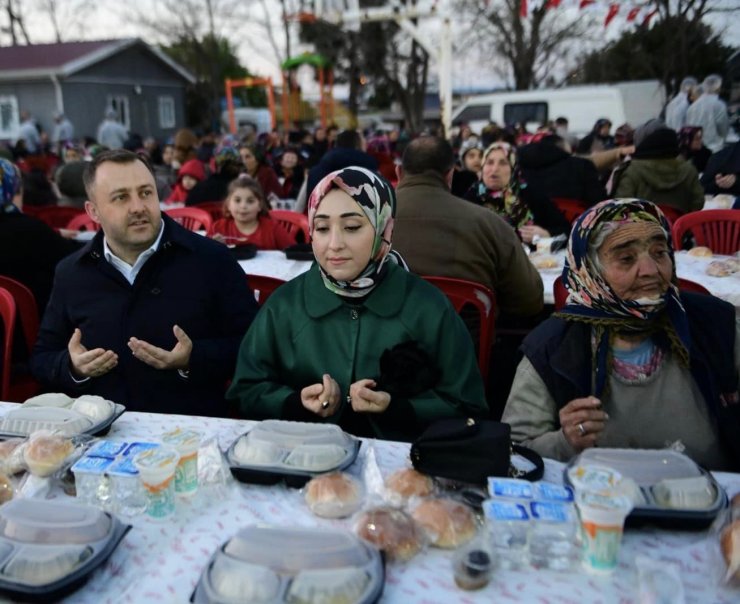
[604, 3, 619, 27]
[545, 0, 562, 8]
[642, 8, 658, 26]
[520, 0, 527, 18]
[626, 7, 640, 22]
[579, 0, 595, 8]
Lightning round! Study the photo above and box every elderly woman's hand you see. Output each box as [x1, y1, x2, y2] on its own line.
[301, 373, 340, 417]
[349, 379, 391, 413]
[559, 396, 608, 451]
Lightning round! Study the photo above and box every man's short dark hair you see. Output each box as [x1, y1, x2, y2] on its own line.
[83, 149, 155, 199]
[335, 129, 362, 149]
[401, 136, 455, 175]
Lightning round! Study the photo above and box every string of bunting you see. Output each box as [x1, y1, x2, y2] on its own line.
[518, 0, 660, 28]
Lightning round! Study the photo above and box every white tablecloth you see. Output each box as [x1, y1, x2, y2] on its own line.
[535, 251, 740, 309]
[239, 250, 313, 282]
[1, 404, 736, 603]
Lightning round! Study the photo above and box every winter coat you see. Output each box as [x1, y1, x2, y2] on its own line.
[31, 215, 258, 416]
[614, 158, 704, 213]
[227, 262, 489, 441]
[518, 142, 606, 206]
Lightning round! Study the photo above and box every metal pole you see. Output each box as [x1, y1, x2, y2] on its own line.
[225, 79, 236, 134]
[439, 17, 452, 138]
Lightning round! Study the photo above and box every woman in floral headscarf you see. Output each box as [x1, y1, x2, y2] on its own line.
[502, 199, 740, 470]
[464, 142, 570, 244]
[228, 166, 488, 441]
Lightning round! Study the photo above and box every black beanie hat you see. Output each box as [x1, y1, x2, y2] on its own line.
[633, 127, 679, 159]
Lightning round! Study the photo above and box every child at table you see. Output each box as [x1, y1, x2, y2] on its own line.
[208, 176, 296, 250]
[166, 159, 205, 203]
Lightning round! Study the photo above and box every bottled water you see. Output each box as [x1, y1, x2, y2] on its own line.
[482, 500, 530, 569]
[528, 501, 579, 570]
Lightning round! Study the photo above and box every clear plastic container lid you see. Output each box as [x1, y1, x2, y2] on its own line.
[194, 526, 383, 604]
[571, 449, 700, 486]
[0, 407, 93, 437]
[227, 420, 359, 481]
[0, 499, 112, 544]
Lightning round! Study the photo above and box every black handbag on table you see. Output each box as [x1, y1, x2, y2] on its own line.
[410, 417, 544, 485]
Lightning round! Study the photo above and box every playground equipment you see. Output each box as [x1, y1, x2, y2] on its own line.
[281, 53, 334, 131]
[224, 77, 277, 135]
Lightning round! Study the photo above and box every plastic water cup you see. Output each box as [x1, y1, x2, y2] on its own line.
[133, 446, 180, 519]
[161, 428, 201, 496]
[575, 490, 633, 574]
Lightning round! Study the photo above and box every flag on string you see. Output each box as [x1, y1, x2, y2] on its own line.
[642, 8, 658, 26]
[520, 0, 527, 18]
[604, 3, 619, 27]
[579, 0, 596, 9]
[626, 7, 641, 22]
[545, 0, 562, 9]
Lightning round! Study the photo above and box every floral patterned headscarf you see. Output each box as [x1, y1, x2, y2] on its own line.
[308, 166, 395, 298]
[557, 198, 690, 396]
[468, 142, 534, 230]
[0, 158, 21, 215]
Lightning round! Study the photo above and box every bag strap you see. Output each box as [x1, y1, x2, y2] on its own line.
[510, 444, 545, 481]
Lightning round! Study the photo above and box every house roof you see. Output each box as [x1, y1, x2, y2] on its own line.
[0, 38, 196, 83]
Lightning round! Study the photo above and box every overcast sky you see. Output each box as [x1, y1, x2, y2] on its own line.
[9, 0, 740, 97]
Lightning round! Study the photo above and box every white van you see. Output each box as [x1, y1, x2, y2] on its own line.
[451, 80, 665, 139]
[221, 108, 273, 136]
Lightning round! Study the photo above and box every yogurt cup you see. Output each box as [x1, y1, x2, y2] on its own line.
[575, 489, 633, 574]
[133, 446, 180, 519]
[161, 428, 201, 496]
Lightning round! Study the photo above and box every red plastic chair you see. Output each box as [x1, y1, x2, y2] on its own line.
[164, 207, 213, 232]
[552, 197, 589, 225]
[270, 210, 310, 244]
[0, 287, 16, 401]
[0, 277, 40, 401]
[193, 201, 224, 223]
[656, 204, 683, 226]
[66, 213, 101, 232]
[553, 276, 712, 311]
[553, 276, 569, 311]
[672, 210, 740, 255]
[246, 274, 286, 305]
[28, 206, 84, 230]
[421, 276, 496, 385]
[677, 278, 710, 296]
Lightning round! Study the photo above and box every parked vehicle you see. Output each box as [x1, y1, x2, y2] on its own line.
[221, 108, 272, 136]
[451, 80, 665, 138]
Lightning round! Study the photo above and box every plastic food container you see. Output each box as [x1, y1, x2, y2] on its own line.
[0, 499, 129, 602]
[226, 420, 361, 487]
[565, 448, 727, 529]
[191, 525, 384, 604]
[0, 396, 125, 438]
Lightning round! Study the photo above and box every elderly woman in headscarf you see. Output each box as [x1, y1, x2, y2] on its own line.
[501, 199, 740, 470]
[0, 158, 80, 316]
[464, 142, 570, 244]
[228, 166, 488, 441]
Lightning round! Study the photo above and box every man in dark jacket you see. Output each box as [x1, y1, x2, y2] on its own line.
[31, 150, 258, 416]
[701, 141, 740, 197]
[306, 129, 378, 197]
[518, 135, 605, 206]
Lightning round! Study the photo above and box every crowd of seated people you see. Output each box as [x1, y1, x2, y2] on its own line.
[2, 94, 738, 471]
